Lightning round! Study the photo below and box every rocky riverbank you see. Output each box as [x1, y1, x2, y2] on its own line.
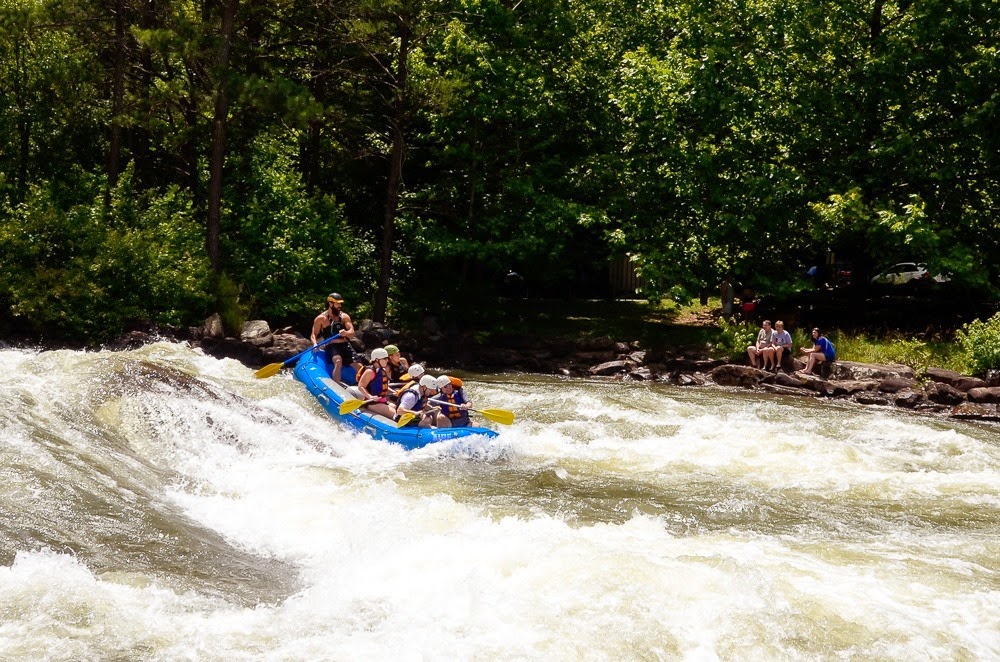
[108, 314, 1000, 425]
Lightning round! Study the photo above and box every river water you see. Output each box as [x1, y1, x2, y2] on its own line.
[1, 343, 997, 660]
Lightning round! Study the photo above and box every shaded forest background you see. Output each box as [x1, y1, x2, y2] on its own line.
[1, 0, 997, 343]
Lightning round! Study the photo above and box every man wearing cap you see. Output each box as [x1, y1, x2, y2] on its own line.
[395, 371, 451, 428]
[311, 291, 362, 383]
[384, 344, 410, 382]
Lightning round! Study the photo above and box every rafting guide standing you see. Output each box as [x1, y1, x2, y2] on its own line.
[311, 292, 362, 383]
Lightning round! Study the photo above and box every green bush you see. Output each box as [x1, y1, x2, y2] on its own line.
[956, 313, 1000, 376]
[713, 317, 757, 361]
[0, 171, 213, 341]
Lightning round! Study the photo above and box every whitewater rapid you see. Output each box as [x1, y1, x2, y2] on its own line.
[0, 343, 997, 660]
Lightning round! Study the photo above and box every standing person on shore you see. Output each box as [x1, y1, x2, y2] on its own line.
[797, 328, 836, 375]
[766, 320, 794, 372]
[746, 320, 774, 370]
[311, 292, 362, 383]
[721, 274, 736, 319]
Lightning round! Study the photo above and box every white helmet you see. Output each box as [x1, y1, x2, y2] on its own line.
[370, 348, 389, 360]
[436, 375, 452, 389]
[408, 364, 425, 379]
[419, 374, 438, 389]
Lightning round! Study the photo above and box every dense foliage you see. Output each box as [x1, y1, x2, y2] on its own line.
[0, 0, 997, 341]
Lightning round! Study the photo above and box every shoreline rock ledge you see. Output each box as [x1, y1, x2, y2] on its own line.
[108, 316, 1000, 426]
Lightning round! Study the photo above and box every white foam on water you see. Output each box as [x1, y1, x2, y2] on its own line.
[1, 346, 998, 659]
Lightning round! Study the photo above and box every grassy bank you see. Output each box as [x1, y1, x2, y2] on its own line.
[504, 297, 985, 375]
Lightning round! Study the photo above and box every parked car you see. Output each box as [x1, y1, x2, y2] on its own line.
[870, 262, 950, 285]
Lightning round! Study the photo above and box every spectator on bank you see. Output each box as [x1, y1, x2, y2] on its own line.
[765, 320, 793, 372]
[740, 286, 756, 323]
[747, 320, 774, 370]
[797, 328, 836, 375]
[721, 274, 736, 319]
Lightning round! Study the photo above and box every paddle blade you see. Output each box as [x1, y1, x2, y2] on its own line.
[396, 413, 416, 428]
[253, 362, 284, 379]
[479, 408, 515, 425]
[339, 399, 367, 415]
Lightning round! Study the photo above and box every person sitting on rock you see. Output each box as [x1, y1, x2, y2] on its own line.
[797, 327, 836, 376]
[764, 320, 793, 372]
[432, 375, 471, 427]
[747, 320, 774, 370]
[355, 348, 397, 418]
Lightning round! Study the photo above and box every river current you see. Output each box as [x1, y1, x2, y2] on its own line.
[0, 343, 997, 660]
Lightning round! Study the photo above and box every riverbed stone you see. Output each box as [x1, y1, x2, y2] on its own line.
[950, 402, 1000, 421]
[924, 381, 966, 405]
[590, 359, 631, 376]
[202, 313, 225, 339]
[825, 380, 878, 397]
[855, 392, 891, 406]
[925, 367, 986, 392]
[710, 364, 767, 388]
[878, 376, 915, 393]
[967, 387, 1000, 403]
[762, 383, 821, 397]
[828, 361, 914, 381]
[894, 391, 925, 408]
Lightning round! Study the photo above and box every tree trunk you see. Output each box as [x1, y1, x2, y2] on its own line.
[373, 21, 410, 323]
[206, 0, 238, 273]
[107, 0, 126, 198]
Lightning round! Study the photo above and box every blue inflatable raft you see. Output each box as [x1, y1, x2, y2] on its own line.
[293, 348, 499, 450]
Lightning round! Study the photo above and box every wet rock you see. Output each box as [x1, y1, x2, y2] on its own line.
[200, 337, 263, 365]
[710, 364, 767, 388]
[825, 380, 878, 397]
[950, 402, 1000, 421]
[925, 367, 986, 392]
[629, 367, 653, 380]
[828, 361, 914, 381]
[774, 372, 809, 389]
[615, 342, 631, 354]
[762, 383, 821, 397]
[676, 373, 705, 386]
[878, 377, 915, 393]
[915, 403, 949, 414]
[894, 391, 925, 408]
[628, 350, 647, 364]
[590, 359, 630, 376]
[924, 381, 965, 405]
[967, 387, 1000, 404]
[855, 392, 891, 406]
[106, 330, 156, 351]
[986, 370, 1000, 387]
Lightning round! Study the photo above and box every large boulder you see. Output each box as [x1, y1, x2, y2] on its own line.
[878, 377, 916, 393]
[950, 403, 1000, 421]
[828, 361, 914, 381]
[241, 320, 273, 347]
[924, 381, 966, 405]
[967, 387, 1000, 404]
[201, 313, 225, 340]
[589, 359, 631, 376]
[925, 367, 986, 392]
[710, 364, 767, 388]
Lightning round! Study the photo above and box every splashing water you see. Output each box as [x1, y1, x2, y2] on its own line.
[0, 344, 997, 659]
